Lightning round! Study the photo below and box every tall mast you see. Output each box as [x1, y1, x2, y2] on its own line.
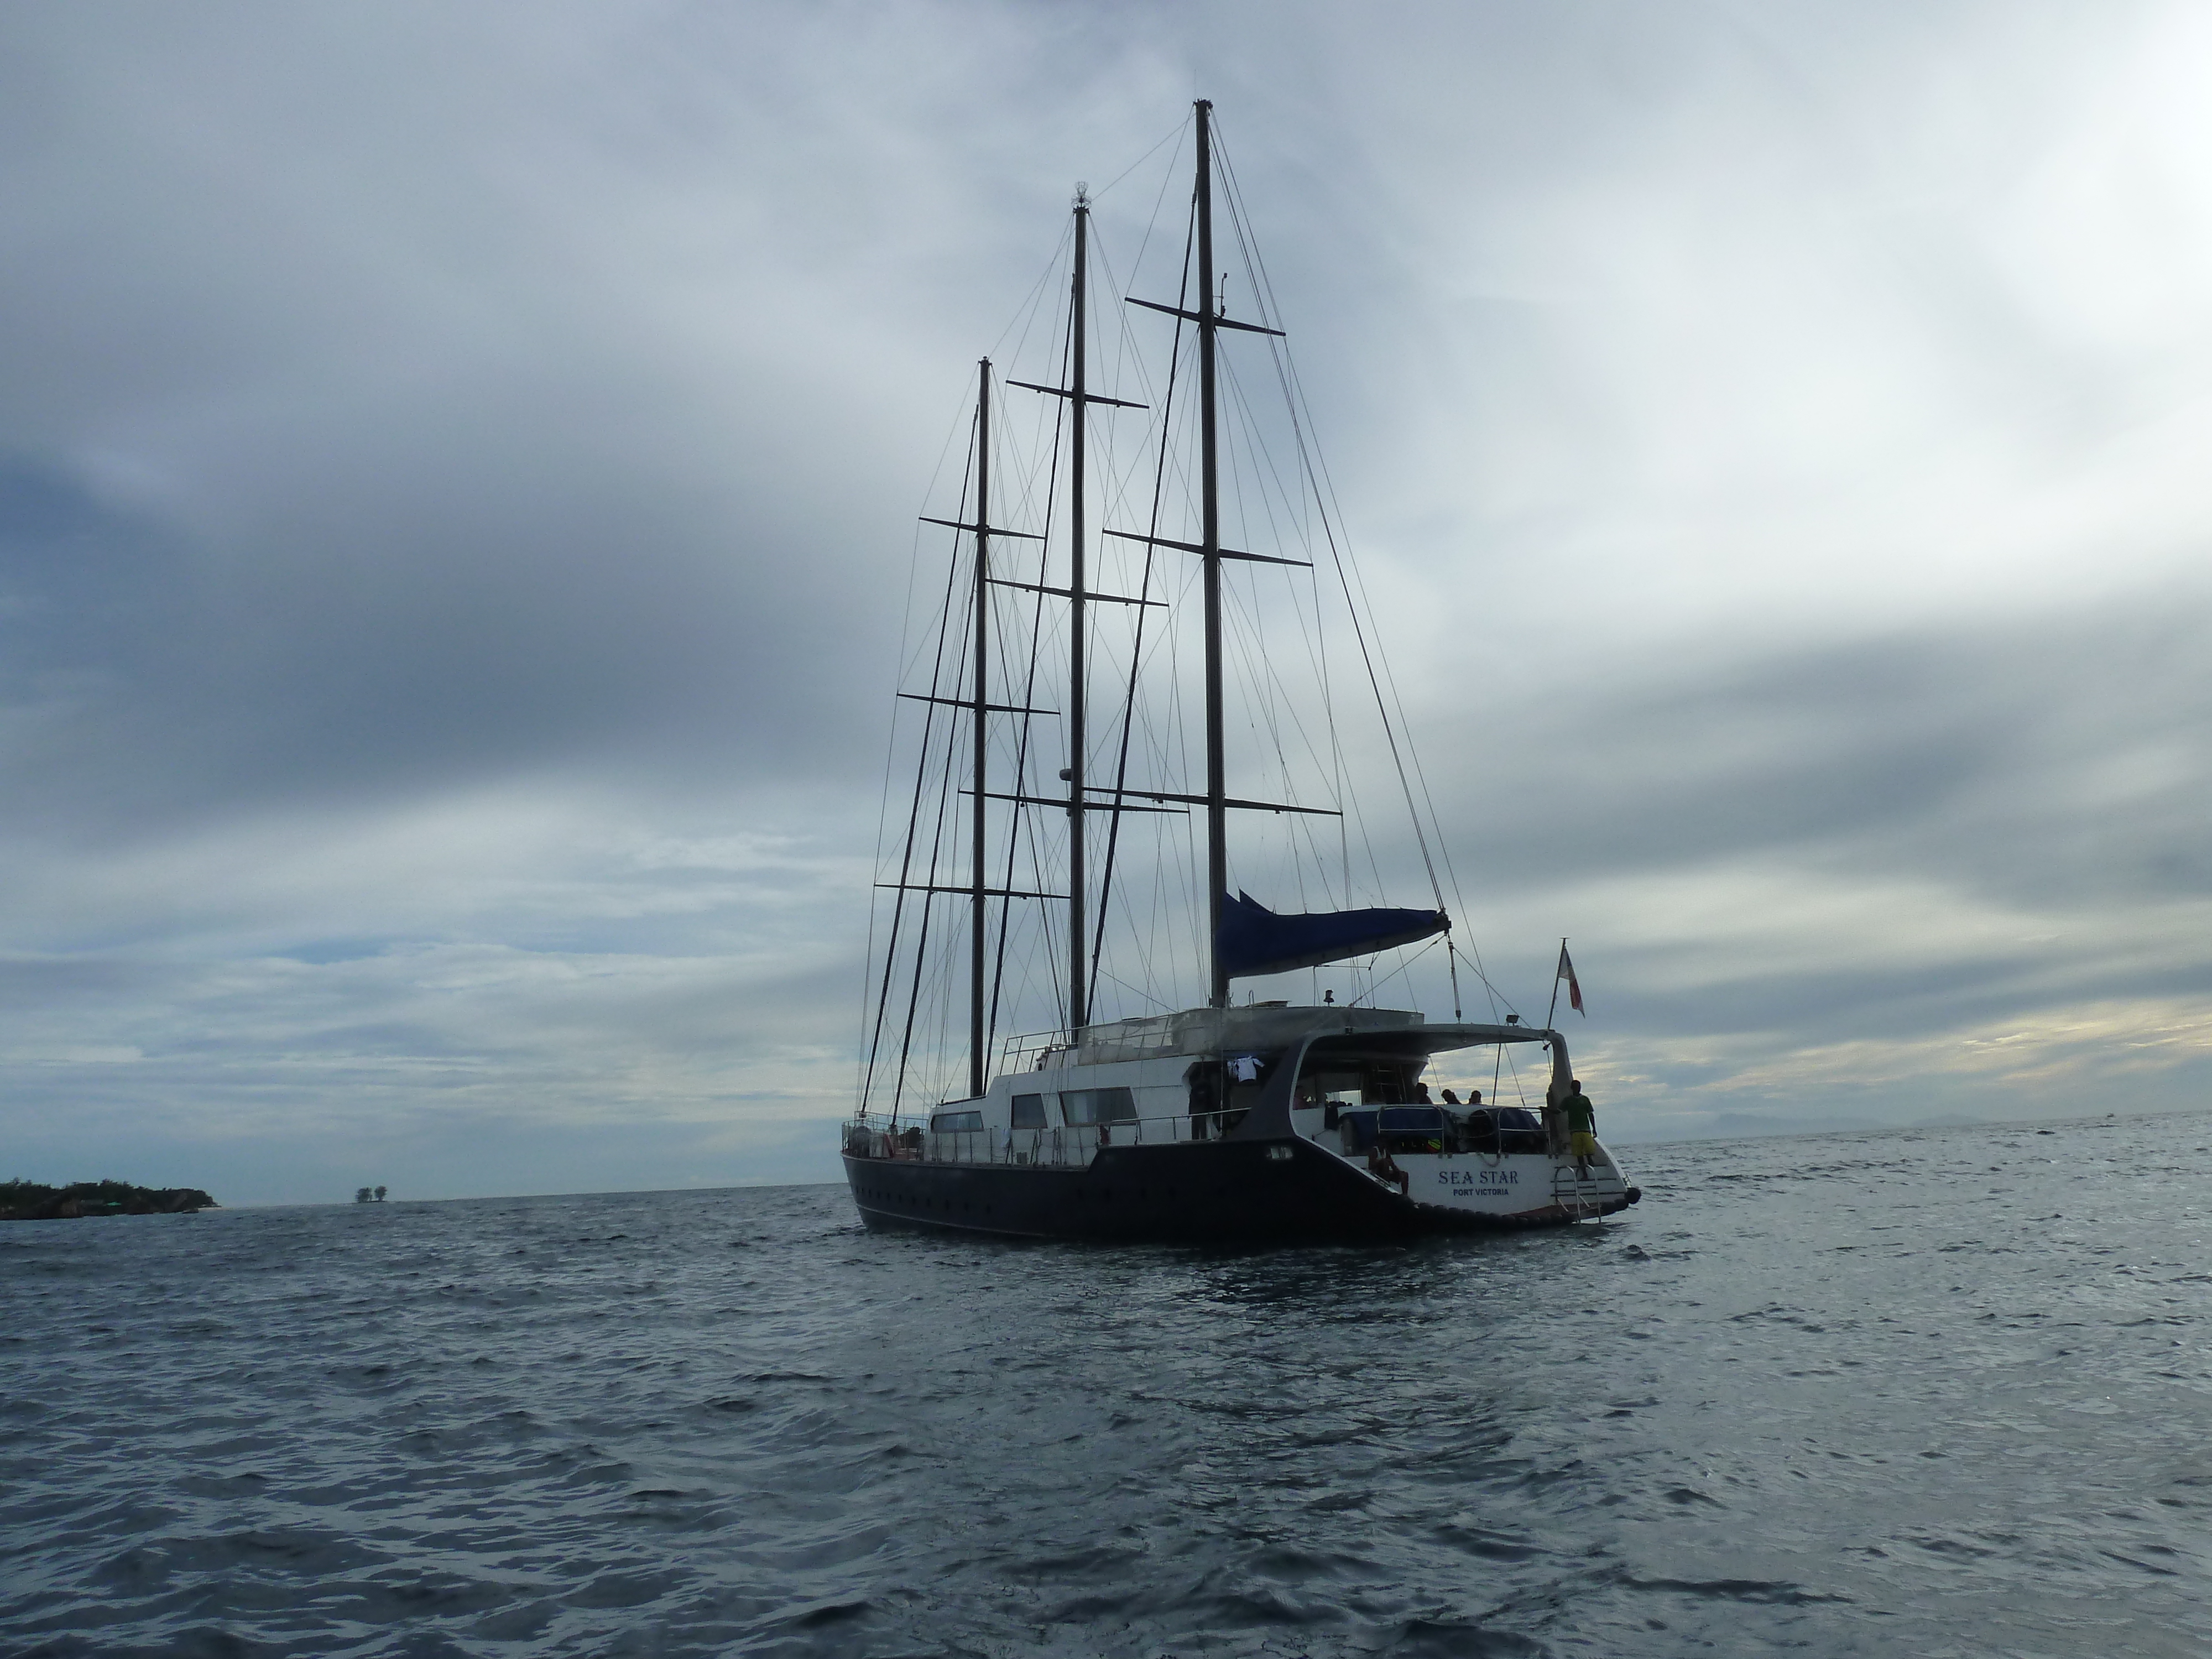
[1196, 100, 1228, 1009]
[971, 358, 990, 1097]
[1067, 192, 1090, 1033]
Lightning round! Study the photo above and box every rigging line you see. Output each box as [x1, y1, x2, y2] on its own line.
[1117, 111, 1195, 331]
[862, 414, 978, 1114]
[860, 377, 989, 1092]
[1089, 197, 1194, 1016]
[989, 365, 1067, 1046]
[1086, 220, 1161, 411]
[1261, 317, 1445, 919]
[1348, 932, 1446, 1009]
[1097, 592, 1185, 1018]
[1212, 359, 1341, 804]
[1021, 794, 1063, 1016]
[1208, 125, 1288, 340]
[1151, 560, 1203, 995]
[999, 270, 1072, 542]
[891, 406, 988, 1120]
[1448, 940, 1515, 1020]
[890, 598, 974, 1117]
[1253, 295, 1484, 983]
[1092, 964, 1172, 1014]
[1216, 561, 1325, 832]
[1211, 135, 1391, 923]
[895, 669, 972, 1118]
[1089, 111, 1189, 205]
[893, 379, 1013, 692]
[987, 216, 1076, 370]
[1215, 139, 1449, 939]
[1212, 128, 1291, 342]
[1215, 348, 1311, 562]
[860, 551, 966, 1114]
[1274, 477, 1347, 907]
[858, 550, 926, 1102]
[1503, 1044, 1530, 1114]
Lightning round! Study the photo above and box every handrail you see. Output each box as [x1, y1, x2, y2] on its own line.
[997, 1027, 1075, 1074]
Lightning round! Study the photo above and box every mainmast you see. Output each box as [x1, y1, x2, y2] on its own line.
[1196, 101, 1228, 1009]
[1013, 190, 1146, 1031]
[1067, 196, 1090, 1033]
[970, 358, 990, 1098]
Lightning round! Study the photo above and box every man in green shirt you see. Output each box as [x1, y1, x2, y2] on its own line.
[1562, 1079, 1599, 1179]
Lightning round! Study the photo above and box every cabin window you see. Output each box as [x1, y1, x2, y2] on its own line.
[931, 1110, 984, 1134]
[1300, 1071, 1365, 1107]
[1010, 1094, 1048, 1129]
[1060, 1087, 1137, 1125]
[1365, 1064, 1422, 1104]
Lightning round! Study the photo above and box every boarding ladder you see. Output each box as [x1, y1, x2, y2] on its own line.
[1552, 1162, 1604, 1222]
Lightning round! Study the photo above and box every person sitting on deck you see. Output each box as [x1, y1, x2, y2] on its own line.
[1439, 1088, 1460, 1105]
[1561, 1079, 1599, 1179]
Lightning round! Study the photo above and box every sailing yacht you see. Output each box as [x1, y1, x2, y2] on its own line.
[841, 102, 1640, 1242]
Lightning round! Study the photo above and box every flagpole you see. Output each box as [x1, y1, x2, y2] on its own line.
[1545, 936, 1566, 1029]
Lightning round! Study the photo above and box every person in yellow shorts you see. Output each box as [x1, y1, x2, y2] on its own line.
[1561, 1079, 1599, 1179]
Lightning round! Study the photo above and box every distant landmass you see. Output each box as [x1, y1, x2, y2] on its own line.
[1611, 1113, 1882, 1144]
[1616, 1109, 2000, 1145]
[0, 1179, 218, 1221]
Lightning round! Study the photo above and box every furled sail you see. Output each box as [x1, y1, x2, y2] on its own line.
[1217, 890, 1448, 980]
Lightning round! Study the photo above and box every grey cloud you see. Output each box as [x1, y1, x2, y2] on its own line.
[1442, 592, 2212, 907]
[6, 1, 2211, 1196]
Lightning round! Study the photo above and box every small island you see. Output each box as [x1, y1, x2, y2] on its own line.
[0, 1178, 218, 1221]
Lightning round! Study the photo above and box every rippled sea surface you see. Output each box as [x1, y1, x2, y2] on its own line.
[6, 1112, 2211, 1657]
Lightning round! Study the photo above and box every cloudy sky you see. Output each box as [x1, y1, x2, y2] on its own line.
[6, 1, 2211, 1203]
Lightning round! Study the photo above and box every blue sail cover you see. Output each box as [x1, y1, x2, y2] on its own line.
[1217, 890, 1448, 980]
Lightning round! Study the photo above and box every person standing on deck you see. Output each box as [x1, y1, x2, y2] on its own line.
[1562, 1079, 1599, 1180]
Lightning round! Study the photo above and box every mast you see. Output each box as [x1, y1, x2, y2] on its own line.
[971, 358, 990, 1097]
[1067, 193, 1090, 1032]
[1196, 100, 1228, 1008]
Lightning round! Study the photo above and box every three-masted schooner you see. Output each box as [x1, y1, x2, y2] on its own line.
[842, 102, 1640, 1241]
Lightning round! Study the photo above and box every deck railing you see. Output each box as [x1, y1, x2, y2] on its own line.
[995, 1021, 1207, 1072]
[995, 1028, 1074, 1074]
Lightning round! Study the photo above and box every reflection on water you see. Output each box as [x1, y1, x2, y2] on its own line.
[4, 1112, 2210, 1656]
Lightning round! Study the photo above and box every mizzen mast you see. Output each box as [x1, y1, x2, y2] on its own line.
[1120, 100, 1293, 1010]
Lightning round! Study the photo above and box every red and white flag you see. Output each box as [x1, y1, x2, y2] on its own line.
[1556, 942, 1584, 1015]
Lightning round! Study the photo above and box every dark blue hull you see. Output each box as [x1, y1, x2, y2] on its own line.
[843, 1136, 1631, 1243]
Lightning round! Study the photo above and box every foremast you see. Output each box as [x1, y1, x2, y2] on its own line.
[969, 359, 990, 1098]
[906, 363, 1048, 1102]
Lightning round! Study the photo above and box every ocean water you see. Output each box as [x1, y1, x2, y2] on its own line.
[3, 1113, 2209, 1658]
